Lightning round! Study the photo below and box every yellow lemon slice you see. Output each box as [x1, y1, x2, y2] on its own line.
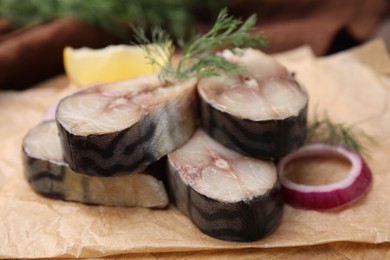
[63, 44, 169, 86]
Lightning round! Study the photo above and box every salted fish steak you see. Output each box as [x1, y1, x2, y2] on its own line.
[198, 48, 308, 158]
[22, 121, 168, 208]
[56, 74, 198, 176]
[167, 130, 283, 242]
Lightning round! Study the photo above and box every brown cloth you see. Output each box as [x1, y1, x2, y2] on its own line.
[0, 18, 120, 90]
[229, 0, 389, 55]
[0, 0, 388, 90]
[0, 18, 12, 35]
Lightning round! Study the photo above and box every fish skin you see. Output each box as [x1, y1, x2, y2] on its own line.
[23, 154, 67, 200]
[198, 48, 308, 159]
[199, 93, 308, 159]
[56, 77, 198, 177]
[166, 130, 284, 242]
[167, 156, 283, 242]
[22, 121, 169, 208]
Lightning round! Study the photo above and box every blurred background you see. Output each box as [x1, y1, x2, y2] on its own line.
[0, 0, 388, 90]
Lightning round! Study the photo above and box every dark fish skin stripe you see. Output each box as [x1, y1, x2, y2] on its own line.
[211, 126, 276, 155]
[188, 186, 281, 223]
[57, 116, 157, 176]
[36, 191, 65, 200]
[22, 151, 65, 182]
[73, 129, 128, 159]
[188, 185, 283, 242]
[206, 100, 280, 143]
[28, 171, 65, 183]
[188, 191, 244, 222]
[22, 150, 66, 200]
[78, 153, 157, 177]
[68, 122, 155, 159]
[199, 95, 307, 158]
[203, 97, 307, 156]
[122, 125, 155, 155]
[25, 155, 36, 166]
[167, 160, 283, 242]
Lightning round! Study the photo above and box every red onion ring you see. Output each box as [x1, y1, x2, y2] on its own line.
[277, 143, 372, 210]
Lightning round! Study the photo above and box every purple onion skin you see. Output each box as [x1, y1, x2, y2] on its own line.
[281, 157, 372, 211]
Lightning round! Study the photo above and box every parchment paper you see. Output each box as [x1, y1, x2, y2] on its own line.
[1, 39, 390, 258]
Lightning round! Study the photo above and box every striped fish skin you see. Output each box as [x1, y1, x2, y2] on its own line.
[197, 49, 308, 159]
[56, 75, 198, 177]
[22, 121, 169, 208]
[23, 155, 67, 200]
[200, 94, 308, 159]
[167, 130, 283, 242]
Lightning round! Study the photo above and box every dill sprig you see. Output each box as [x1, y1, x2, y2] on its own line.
[132, 26, 176, 78]
[132, 26, 176, 82]
[133, 8, 268, 81]
[306, 116, 373, 153]
[0, 0, 204, 40]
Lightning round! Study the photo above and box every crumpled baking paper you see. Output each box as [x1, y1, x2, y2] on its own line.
[0, 39, 389, 258]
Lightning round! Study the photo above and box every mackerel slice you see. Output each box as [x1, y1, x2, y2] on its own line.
[22, 121, 168, 208]
[56, 74, 198, 176]
[167, 130, 283, 242]
[198, 48, 308, 159]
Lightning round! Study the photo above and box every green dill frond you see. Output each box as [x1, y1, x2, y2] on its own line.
[132, 26, 175, 82]
[133, 8, 268, 82]
[306, 116, 373, 153]
[0, 0, 199, 40]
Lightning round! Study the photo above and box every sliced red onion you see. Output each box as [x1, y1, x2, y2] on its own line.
[277, 143, 372, 210]
[43, 84, 96, 121]
[43, 100, 60, 121]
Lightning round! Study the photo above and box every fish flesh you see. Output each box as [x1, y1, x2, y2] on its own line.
[56, 74, 198, 176]
[198, 48, 308, 158]
[22, 121, 169, 208]
[167, 130, 283, 242]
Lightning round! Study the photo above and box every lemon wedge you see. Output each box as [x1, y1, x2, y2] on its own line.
[63, 44, 168, 86]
